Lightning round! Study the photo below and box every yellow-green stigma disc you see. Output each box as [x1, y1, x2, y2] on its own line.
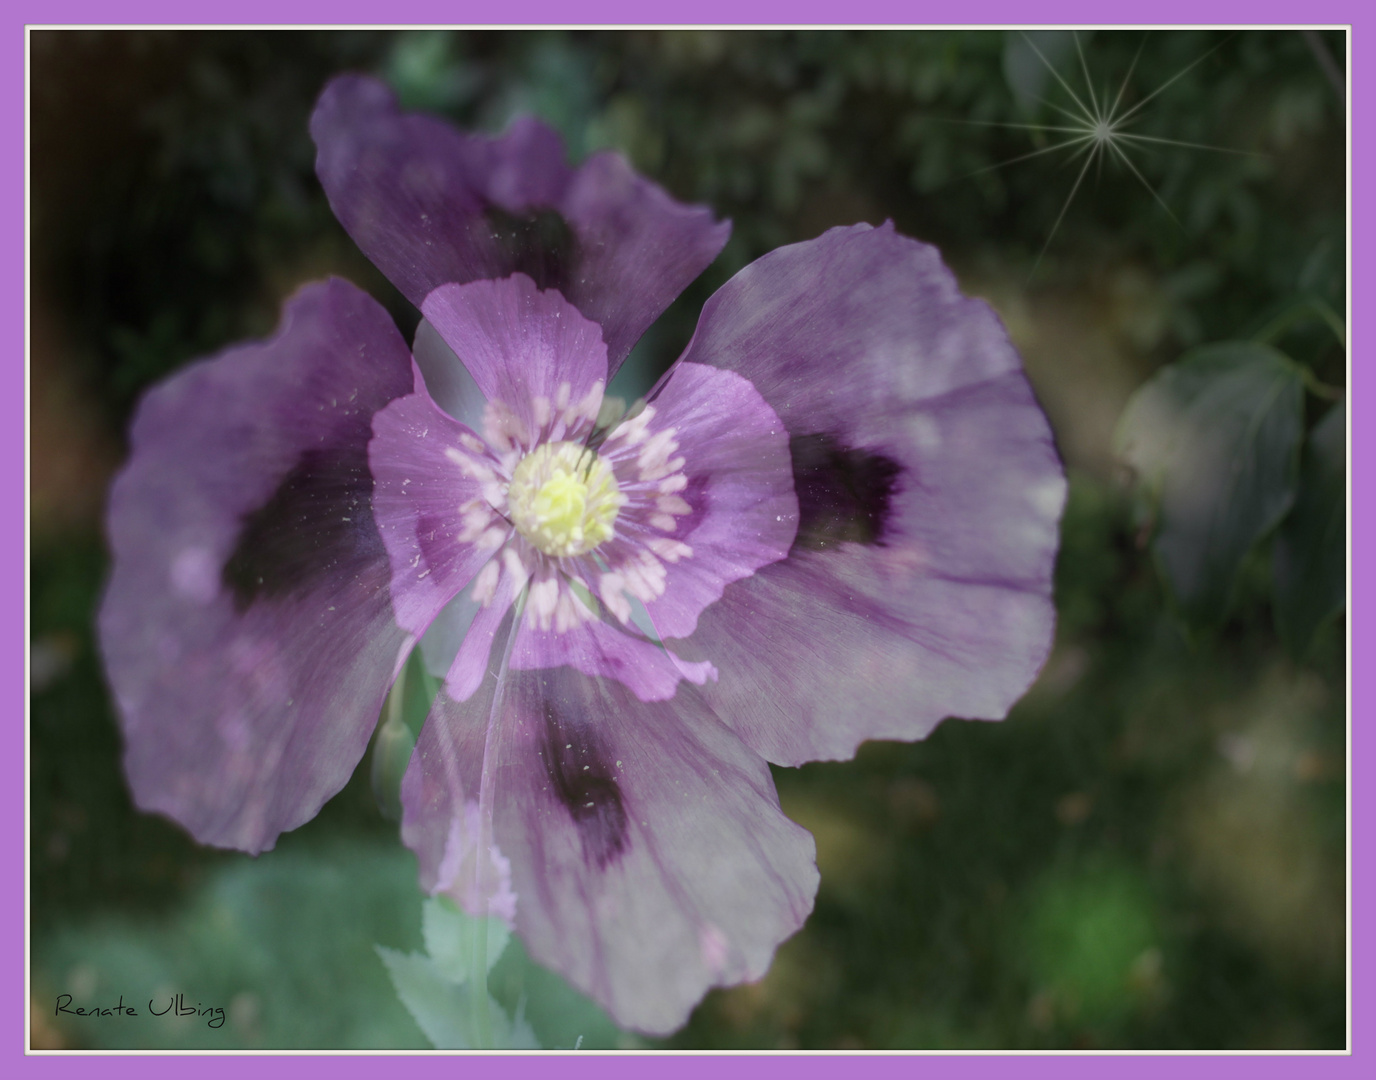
[507, 441, 623, 557]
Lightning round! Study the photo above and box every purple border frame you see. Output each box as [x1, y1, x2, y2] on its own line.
[18, 1, 1363, 1074]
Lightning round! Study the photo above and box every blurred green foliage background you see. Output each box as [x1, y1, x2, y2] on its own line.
[29, 29, 1346, 1050]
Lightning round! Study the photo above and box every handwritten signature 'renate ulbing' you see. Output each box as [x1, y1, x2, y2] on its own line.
[54, 993, 226, 1028]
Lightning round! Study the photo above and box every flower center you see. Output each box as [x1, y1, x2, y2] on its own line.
[507, 441, 623, 558]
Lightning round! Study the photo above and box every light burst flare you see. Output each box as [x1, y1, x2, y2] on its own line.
[945, 31, 1265, 275]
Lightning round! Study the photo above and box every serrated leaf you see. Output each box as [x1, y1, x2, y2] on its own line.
[1115, 342, 1305, 628]
[377, 947, 538, 1050]
[1273, 400, 1346, 656]
[377, 946, 476, 1049]
[421, 896, 511, 984]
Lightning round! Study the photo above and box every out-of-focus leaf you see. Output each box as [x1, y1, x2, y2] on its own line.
[1273, 400, 1346, 656]
[1115, 342, 1304, 628]
[1017, 860, 1162, 1031]
[385, 31, 480, 113]
[34, 843, 430, 1048]
[1298, 237, 1343, 304]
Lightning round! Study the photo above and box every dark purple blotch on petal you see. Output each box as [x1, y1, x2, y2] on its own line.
[788, 432, 904, 553]
[537, 693, 630, 871]
[222, 444, 386, 612]
[401, 648, 819, 1035]
[668, 223, 1066, 766]
[101, 278, 417, 853]
[484, 205, 579, 295]
[311, 75, 729, 372]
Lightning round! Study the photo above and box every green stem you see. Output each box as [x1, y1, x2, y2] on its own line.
[468, 911, 493, 1049]
[1255, 296, 1347, 352]
[416, 661, 441, 710]
[1255, 298, 1346, 402]
[1296, 364, 1345, 403]
[369, 658, 412, 821]
[464, 587, 527, 1050]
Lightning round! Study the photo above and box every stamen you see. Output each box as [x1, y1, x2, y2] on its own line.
[507, 441, 624, 558]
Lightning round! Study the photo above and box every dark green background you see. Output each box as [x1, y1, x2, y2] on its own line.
[29, 29, 1346, 1049]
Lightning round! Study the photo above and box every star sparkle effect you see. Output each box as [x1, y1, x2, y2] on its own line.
[959, 32, 1265, 274]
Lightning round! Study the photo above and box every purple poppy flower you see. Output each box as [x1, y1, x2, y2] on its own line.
[99, 74, 1065, 1036]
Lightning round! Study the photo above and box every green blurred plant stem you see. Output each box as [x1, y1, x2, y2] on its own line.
[466, 587, 530, 1049]
[1253, 297, 1347, 401]
[468, 910, 494, 1048]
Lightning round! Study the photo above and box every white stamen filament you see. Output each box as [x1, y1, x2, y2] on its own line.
[445, 390, 700, 639]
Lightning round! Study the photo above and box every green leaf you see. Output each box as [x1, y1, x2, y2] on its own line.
[1115, 342, 1305, 628]
[411, 893, 627, 1049]
[376, 947, 537, 1050]
[378, 896, 538, 1049]
[1273, 400, 1346, 657]
[421, 896, 511, 984]
[378, 901, 536, 1050]
[376, 946, 476, 1049]
[1017, 860, 1162, 1031]
[34, 842, 432, 1048]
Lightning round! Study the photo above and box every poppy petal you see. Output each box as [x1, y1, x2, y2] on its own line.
[100, 278, 415, 852]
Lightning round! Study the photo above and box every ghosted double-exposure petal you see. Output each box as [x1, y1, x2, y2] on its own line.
[400, 641, 818, 1036]
[100, 279, 415, 853]
[665, 223, 1066, 765]
[311, 74, 731, 373]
